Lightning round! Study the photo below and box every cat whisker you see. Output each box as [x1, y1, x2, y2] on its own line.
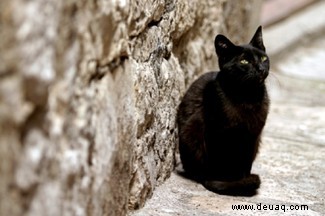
[267, 71, 282, 89]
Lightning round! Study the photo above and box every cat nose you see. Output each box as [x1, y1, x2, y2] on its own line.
[258, 65, 264, 71]
[261, 70, 268, 79]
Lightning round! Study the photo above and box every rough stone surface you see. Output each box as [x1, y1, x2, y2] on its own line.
[0, 0, 261, 215]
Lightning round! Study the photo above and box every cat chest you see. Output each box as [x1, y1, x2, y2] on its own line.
[220, 104, 266, 132]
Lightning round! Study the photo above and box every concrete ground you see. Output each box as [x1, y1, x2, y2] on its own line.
[130, 2, 325, 215]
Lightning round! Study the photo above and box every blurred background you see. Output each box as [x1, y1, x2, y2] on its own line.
[261, 0, 325, 104]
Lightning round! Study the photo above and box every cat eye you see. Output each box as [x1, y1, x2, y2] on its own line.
[240, 59, 249, 65]
[261, 56, 268, 62]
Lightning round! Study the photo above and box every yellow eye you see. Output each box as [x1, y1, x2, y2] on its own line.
[240, 59, 249, 64]
[261, 56, 268, 62]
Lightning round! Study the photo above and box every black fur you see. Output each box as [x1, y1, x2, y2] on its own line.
[177, 26, 269, 196]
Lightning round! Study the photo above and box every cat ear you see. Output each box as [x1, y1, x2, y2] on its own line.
[250, 26, 265, 51]
[214, 34, 236, 56]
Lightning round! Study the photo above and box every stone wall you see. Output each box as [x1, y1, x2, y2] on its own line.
[0, 0, 261, 215]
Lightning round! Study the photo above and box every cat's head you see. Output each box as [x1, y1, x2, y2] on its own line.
[214, 26, 269, 84]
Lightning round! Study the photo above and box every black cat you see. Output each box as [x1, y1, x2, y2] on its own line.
[177, 26, 269, 196]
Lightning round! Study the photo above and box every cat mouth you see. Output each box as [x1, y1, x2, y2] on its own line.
[244, 73, 267, 84]
[258, 71, 268, 82]
[244, 76, 266, 86]
[256, 76, 267, 84]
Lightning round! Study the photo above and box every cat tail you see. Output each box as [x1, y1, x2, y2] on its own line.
[203, 174, 261, 196]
